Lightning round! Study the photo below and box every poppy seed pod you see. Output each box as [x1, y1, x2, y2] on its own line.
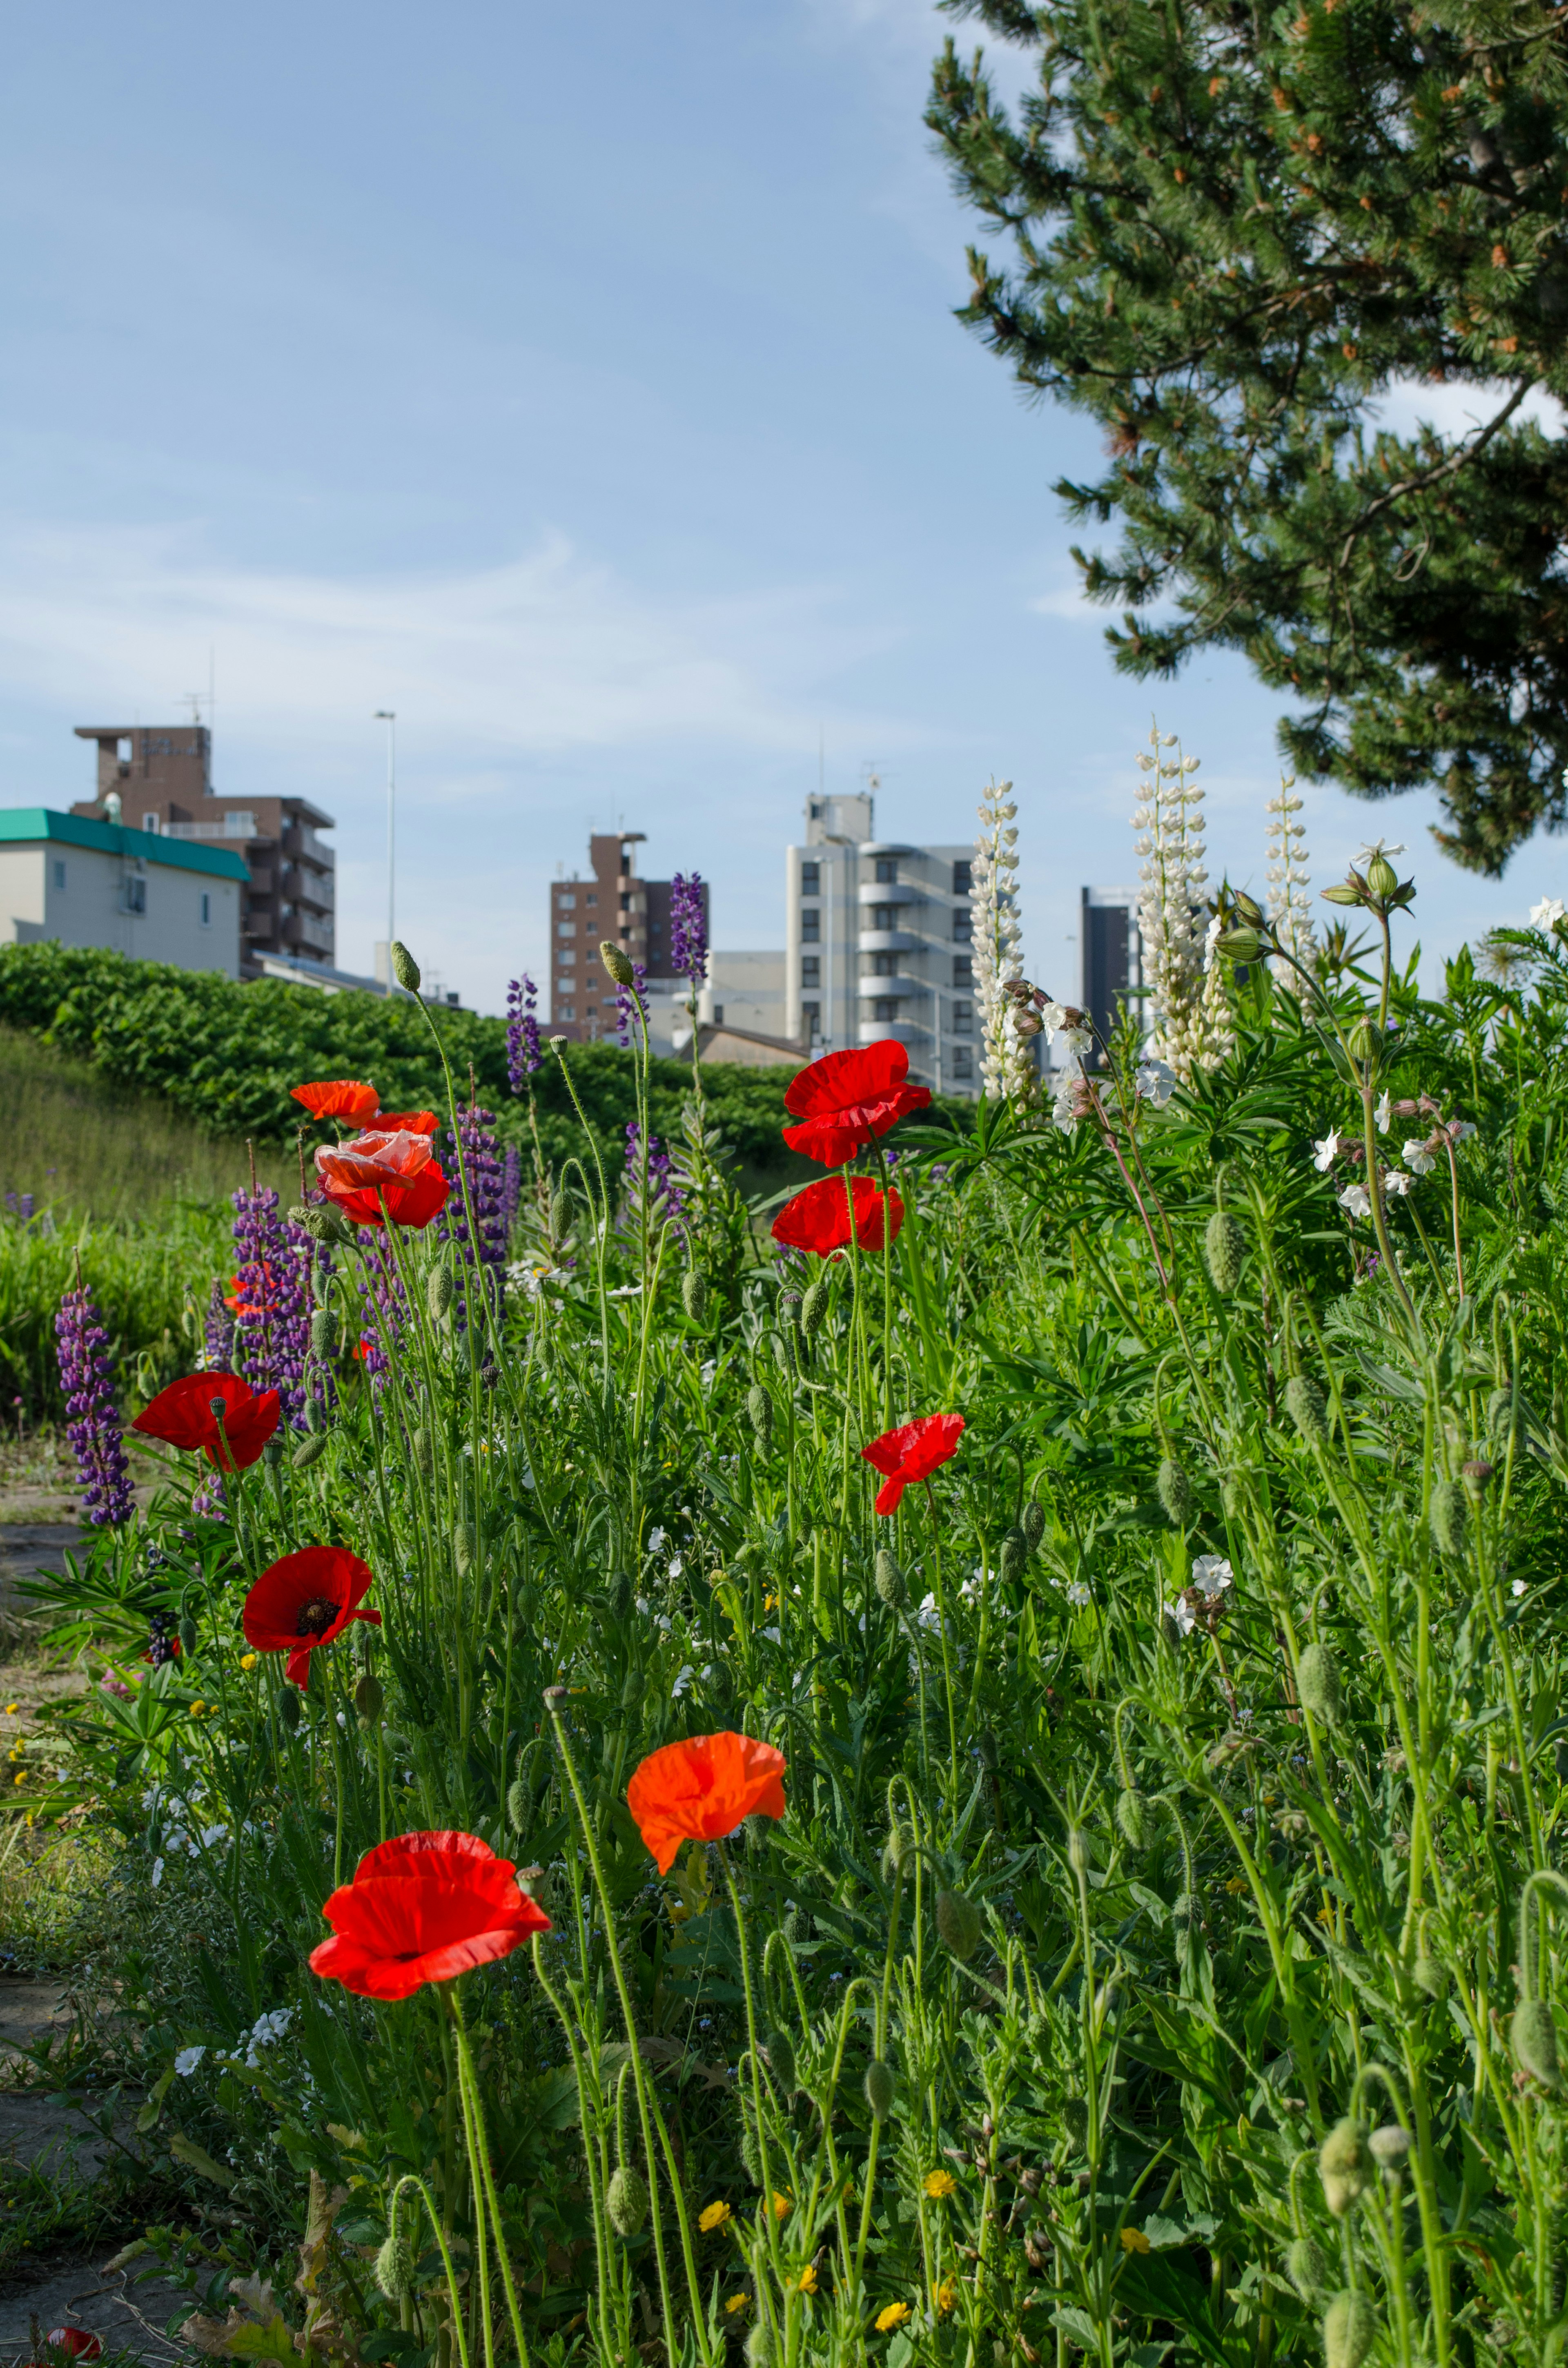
[935, 1886, 983, 1961]
[354, 1672, 384, 1725]
[1156, 1458, 1194, 1527]
[1204, 1211, 1247, 1293]
[748, 1384, 773, 1448]
[1021, 1500, 1046, 1554]
[999, 1526, 1027, 1583]
[1116, 1787, 1155, 1850]
[1511, 1997, 1560, 2089]
[1285, 2235, 1328, 2302]
[1429, 1477, 1469, 1559]
[389, 941, 421, 994]
[427, 1267, 454, 1322]
[864, 2059, 896, 2121]
[1318, 2118, 1371, 2215]
[781, 1289, 804, 1331]
[309, 1307, 339, 1357]
[765, 2027, 797, 2095]
[292, 1432, 327, 1470]
[277, 1688, 301, 1733]
[1296, 1643, 1342, 1724]
[1284, 1374, 1331, 1446]
[800, 1276, 829, 1338]
[1322, 2289, 1378, 2368]
[873, 1550, 908, 1610]
[606, 2165, 649, 2238]
[374, 2226, 415, 2302]
[600, 940, 635, 986]
[263, 1436, 285, 1468]
[682, 1271, 708, 1323]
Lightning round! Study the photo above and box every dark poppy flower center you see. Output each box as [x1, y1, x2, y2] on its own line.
[296, 1596, 340, 1638]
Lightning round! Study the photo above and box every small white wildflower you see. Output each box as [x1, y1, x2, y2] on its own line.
[1374, 1090, 1391, 1135]
[1063, 1581, 1091, 1608]
[1136, 1059, 1176, 1108]
[634, 1596, 650, 1616]
[1383, 1169, 1414, 1197]
[1530, 895, 1565, 928]
[1449, 1119, 1477, 1142]
[671, 1666, 695, 1699]
[174, 2045, 206, 2077]
[1312, 1129, 1342, 1172]
[1354, 839, 1405, 867]
[1403, 1139, 1437, 1175]
[1202, 911, 1225, 972]
[1191, 1556, 1233, 1598]
[760, 1626, 782, 1645]
[199, 1824, 228, 1849]
[647, 1527, 667, 1554]
[668, 1556, 684, 1580]
[1339, 1183, 1373, 1220]
[608, 1283, 644, 1300]
[151, 1857, 165, 1888]
[1511, 1578, 1527, 1598]
[1163, 1599, 1196, 1639]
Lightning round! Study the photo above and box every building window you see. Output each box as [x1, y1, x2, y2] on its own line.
[585, 892, 597, 906]
[952, 908, 971, 941]
[557, 920, 575, 936]
[51, 860, 65, 891]
[800, 1000, 821, 1038]
[871, 950, 897, 976]
[200, 892, 211, 926]
[952, 859, 972, 895]
[800, 955, 820, 987]
[800, 860, 820, 894]
[123, 876, 147, 915]
[874, 856, 897, 884]
[953, 955, 972, 987]
[873, 997, 900, 1023]
[871, 905, 897, 933]
[951, 1046, 973, 1079]
[559, 1003, 576, 1020]
[142, 812, 160, 835]
[555, 893, 574, 910]
[952, 1000, 973, 1033]
[712, 1004, 724, 1026]
[801, 908, 820, 943]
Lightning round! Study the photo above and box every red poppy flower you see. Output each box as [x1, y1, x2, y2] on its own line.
[291, 1079, 381, 1125]
[861, 1411, 966, 1516]
[315, 1130, 450, 1229]
[771, 1174, 903, 1258]
[782, 1041, 932, 1166]
[309, 1830, 552, 2001]
[359, 1108, 440, 1137]
[243, 1545, 382, 1689]
[627, 1731, 788, 1875]
[45, 2333, 102, 2364]
[131, 1371, 281, 1471]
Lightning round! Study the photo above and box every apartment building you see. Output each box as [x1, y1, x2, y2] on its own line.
[548, 829, 710, 1045]
[0, 807, 245, 976]
[1080, 885, 1143, 1064]
[784, 792, 979, 1098]
[71, 723, 336, 982]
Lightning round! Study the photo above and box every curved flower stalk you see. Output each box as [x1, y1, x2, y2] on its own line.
[972, 780, 1038, 1110]
[1265, 774, 1318, 977]
[1133, 725, 1227, 1079]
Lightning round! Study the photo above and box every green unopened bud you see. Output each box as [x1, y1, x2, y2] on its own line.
[747, 1384, 773, 1449]
[739, 2118, 762, 2184]
[1368, 2123, 1410, 2171]
[864, 2059, 896, 2121]
[935, 1887, 982, 1961]
[1061, 2096, 1089, 2152]
[1348, 1016, 1382, 1062]
[881, 1823, 915, 1881]
[1285, 2235, 1328, 2302]
[765, 2028, 797, 2095]
[354, 1672, 383, 1725]
[1204, 1211, 1247, 1293]
[998, 1526, 1027, 1582]
[1429, 1477, 1469, 1559]
[549, 1184, 571, 1238]
[304, 1392, 325, 1434]
[291, 1202, 352, 1246]
[277, 1688, 301, 1733]
[620, 1665, 645, 1711]
[1231, 889, 1265, 928]
[1021, 1500, 1046, 1553]
[606, 2165, 649, 2237]
[1321, 880, 1365, 908]
[744, 2322, 775, 2368]
[1284, 1373, 1330, 1445]
[309, 1307, 339, 1356]
[601, 940, 635, 986]
[1156, 1458, 1194, 1527]
[682, 1271, 709, 1323]
[292, 1431, 327, 1470]
[608, 1570, 633, 1621]
[1413, 1952, 1450, 2000]
[374, 2227, 415, 2302]
[874, 1549, 908, 1610]
[1488, 1385, 1516, 1441]
[1296, 1642, 1341, 1724]
[1318, 2118, 1371, 2216]
[506, 1778, 529, 1832]
[178, 1616, 198, 1659]
[1322, 2289, 1378, 2368]
[769, 1329, 793, 1374]
[1512, 1998, 1560, 2090]
[800, 1276, 829, 1338]
[1216, 925, 1263, 962]
[1116, 1787, 1155, 1850]
[412, 1426, 434, 1476]
[1365, 854, 1399, 898]
[428, 1267, 454, 1322]
[1065, 1826, 1089, 1876]
[454, 1523, 474, 1577]
[390, 940, 421, 993]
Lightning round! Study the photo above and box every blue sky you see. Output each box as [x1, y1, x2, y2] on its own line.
[0, 0, 1561, 1015]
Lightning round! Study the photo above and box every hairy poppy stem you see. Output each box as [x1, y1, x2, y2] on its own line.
[447, 1993, 532, 2368]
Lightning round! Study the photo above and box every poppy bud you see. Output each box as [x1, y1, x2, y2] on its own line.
[412, 1427, 434, 1475]
[1116, 1787, 1155, 1850]
[1066, 1826, 1089, 1876]
[935, 1887, 982, 1961]
[304, 1394, 324, 1434]
[506, 1780, 529, 1831]
[1285, 2236, 1327, 2301]
[355, 1673, 384, 1725]
[277, 1689, 301, 1734]
[800, 1276, 829, 1338]
[682, 1271, 708, 1323]
[739, 2117, 762, 2183]
[873, 1550, 908, 1610]
[620, 1667, 645, 1711]
[601, 941, 635, 986]
[454, 1524, 474, 1577]
[977, 1726, 998, 1770]
[1413, 1951, 1450, 2000]
[292, 1432, 327, 1470]
[374, 2226, 415, 2302]
[1318, 2118, 1370, 2215]
[309, 1307, 339, 1357]
[1061, 2096, 1089, 2152]
[1429, 1478, 1469, 1559]
[881, 1823, 915, 1880]
[428, 1267, 454, 1322]
[1322, 2290, 1378, 2368]
[1172, 1892, 1201, 1956]
[1368, 2123, 1410, 2171]
[782, 1908, 806, 1947]
[1021, 1501, 1046, 1553]
[608, 1571, 633, 1621]
[606, 2165, 649, 2237]
[864, 2059, 896, 2121]
[390, 941, 421, 993]
[1156, 1458, 1193, 1527]
[744, 2322, 775, 2368]
[1284, 1374, 1330, 1445]
[1296, 1643, 1341, 1724]
[1488, 1385, 1516, 1440]
[1204, 1211, 1247, 1293]
[748, 1384, 773, 1448]
[292, 1203, 351, 1246]
[178, 1616, 198, 1659]
[765, 2028, 797, 2095]
[769, 1331, 793, 1375]
[550, 1184, 571, 1239]
[1511, 1998, 1560, 2089]
[998, 1526, 1027, 1582]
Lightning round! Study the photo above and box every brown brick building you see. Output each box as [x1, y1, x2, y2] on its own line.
[549, 830, 709, 1044]
[71, 723, 336, 982]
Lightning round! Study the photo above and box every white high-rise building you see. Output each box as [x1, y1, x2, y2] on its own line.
[784, 790, 979, 1099]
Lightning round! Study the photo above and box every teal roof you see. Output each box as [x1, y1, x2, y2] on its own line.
[0, 808, 249, 883]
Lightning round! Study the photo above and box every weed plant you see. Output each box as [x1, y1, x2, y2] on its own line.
[18, 874, 1568, 2368]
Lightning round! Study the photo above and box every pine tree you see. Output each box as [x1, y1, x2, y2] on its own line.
[927, 0, 1568, 872]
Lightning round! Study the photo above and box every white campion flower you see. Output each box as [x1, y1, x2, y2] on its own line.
[668, 1556, 684, 1580]
[1375, 1091, 1391, 1135]
[1202, 911, 1225, 972]
[1448, 1120, 1477, 1143]
[1136, 1059, 1176, 1107]
[1530, 896, 1566, 928]
[1354, 839, 1405, 867]
[174, 2045, 206, 2076]
[1339, 1183, 1373, 1220]
[671, 1666, 695, 1699]
[1191, 1556, 1233, 1597]
[1383, 1169, 1414, 1197]
[1403, 1139, 1437, 1175]
[150, 1858, 165, 1888]
[1163, 1599, 1197, 1638]
[1051, 1077, 1080, 1136]
[1312, 1128, 1342, 1171]
[1512, 1578, 1527, 1598]
[647, 1527, 667, 1554]
[1063, 1581, 1091, 1608]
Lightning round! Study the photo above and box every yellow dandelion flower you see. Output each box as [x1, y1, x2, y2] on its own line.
[797, 2265, 818, 2294]
[875, 2303, 911, 2333]
[923, 2169, 957, 2199]
[1316, 1906, 1336, 1926]
[724, 2294, 751, 2316]
[3, 1704, 18, 1716]
[1224, 1877, 1247, 1895]
[771, 2192, 792, 2221]
[699, 2201, 731, 2234]
[11, 1773, 23, 1786]
[933, 2277, 958, 2316]
[1120, 2228, 1151, 2254]
[191, 1701, 207, 1716]
[239, 1653, 258, 1671]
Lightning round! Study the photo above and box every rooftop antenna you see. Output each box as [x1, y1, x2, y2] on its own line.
[818, 724, 824, 800]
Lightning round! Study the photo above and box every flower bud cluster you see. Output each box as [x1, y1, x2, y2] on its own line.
[971, 783, 1039, 1112]
[1132, 725, 1232, 1080]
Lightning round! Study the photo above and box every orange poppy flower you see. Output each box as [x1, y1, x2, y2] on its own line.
[861, 1412, 965, 1515]
[360, 1108, 440, 1137]
[291, 1080, 381, 1125]
[315, 1130, 450, 1229]
[627, 1731, 787, 1874]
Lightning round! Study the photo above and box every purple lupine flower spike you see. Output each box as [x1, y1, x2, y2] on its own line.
[501, 1142, 522, 1237]
[506, 974, 542, 1094]
[354, 1232, 405, 1390]
[437, 1101, 508, 1326]
[54, 1281, 134, 1527]
[616, 960, 648, 1048]
[624, 1120, 687, 1239]
[203, 1278, 235, 1371]
[231, 1184, 311, 1429]
[669, 872, 708, 992]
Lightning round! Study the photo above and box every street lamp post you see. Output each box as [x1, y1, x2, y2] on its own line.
[374, 711, 396, 992]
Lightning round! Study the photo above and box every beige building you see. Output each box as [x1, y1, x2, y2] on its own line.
[0, 808, 246, 976]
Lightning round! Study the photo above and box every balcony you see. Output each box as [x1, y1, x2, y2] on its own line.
[283, 864, 335, 916]
[856, 880, 917, 907]
[165, 812, 257, 842]
[858, 929, 919, 955]
[858, 972, 925, 999]
[858, 1016, 927, 1047]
